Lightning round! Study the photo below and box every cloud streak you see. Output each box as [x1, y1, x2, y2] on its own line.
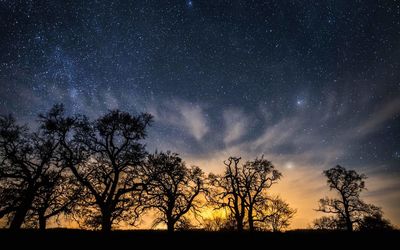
[223, 108, 248, 144]
[353, 98, 400, 136]
[150, 100, 209, 141]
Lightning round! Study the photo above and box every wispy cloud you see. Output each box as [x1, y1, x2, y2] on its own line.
[223, 108, 248, 144]
[150, 100, 209, 141]
[179, 104, 209, 140]
[251, 117, 303, 152]
[353, 98, 400, 136]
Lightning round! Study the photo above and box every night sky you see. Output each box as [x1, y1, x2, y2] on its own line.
[1, 1, 399, 228]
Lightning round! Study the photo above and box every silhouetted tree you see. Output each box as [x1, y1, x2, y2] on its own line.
[202, 214, 236, 231]
[316, 165, 380, 232]
[139, 151, 204, 232]
[313, 216, 346, 230]
[40, 104, 152, 232]
[242, 157, 282, 231]
[359, 211, 394, 231]
[255, 196, 296, 232]
[24, 171, 81, 230]
[208, 156, 282, 232]
[0, 115, 62, 229]
[208, 157, 246, 231]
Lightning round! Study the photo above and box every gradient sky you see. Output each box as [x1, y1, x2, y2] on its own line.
[0, 0, 399, 228]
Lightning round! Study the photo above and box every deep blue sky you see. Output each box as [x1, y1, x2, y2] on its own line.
[0, 0, 399, 227]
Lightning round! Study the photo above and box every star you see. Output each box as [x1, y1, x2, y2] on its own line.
[296, 98, 305, 106]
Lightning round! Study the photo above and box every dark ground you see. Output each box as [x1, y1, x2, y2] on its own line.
[0, 229, 398, 249]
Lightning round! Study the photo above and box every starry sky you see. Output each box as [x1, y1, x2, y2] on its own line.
[1, 0, 399, 228]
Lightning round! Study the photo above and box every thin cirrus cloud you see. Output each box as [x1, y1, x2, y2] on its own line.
[179, 104, 209, 140]
[149, 100, 209, 141]
[250, 117, 303, 152]
[223, 108, 248, 144]
[352, 97, 400, 137]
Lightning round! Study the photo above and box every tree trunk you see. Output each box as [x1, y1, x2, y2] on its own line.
[167, 220, 175, 233]
[248, 219, 254, 231]
[345, 214, 353, 232]
[248, 206, 254, 232]
[9, 206, 29, 230]
[39, 213, 46, 231]
[9, 193, 34, 230]
[101, 211, 112, 232]
[236, 217, 244, 232]
[343, 202, 353, 232]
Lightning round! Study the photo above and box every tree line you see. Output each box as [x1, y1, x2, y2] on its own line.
[0, 105, 394, 232]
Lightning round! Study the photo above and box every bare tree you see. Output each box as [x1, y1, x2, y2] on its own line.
[139, 151, 204, 232]
[316, 165, 380, 232]
[242, 157, 281, 231]
[0, 115, 61, 229]
[208, 156, 282, 232]
[24, 170, 81, 230]
[254, 196, 296, 232]
[208, 157, 246, 231]
[313, 216, 346, 230]
[202, 214, 236, 231]
[40, 104, 152, 232]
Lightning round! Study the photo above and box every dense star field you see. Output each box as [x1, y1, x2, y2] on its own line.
[0, 1, 399, 228]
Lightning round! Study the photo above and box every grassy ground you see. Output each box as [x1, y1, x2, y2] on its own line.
[0, 229, 398, 249]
